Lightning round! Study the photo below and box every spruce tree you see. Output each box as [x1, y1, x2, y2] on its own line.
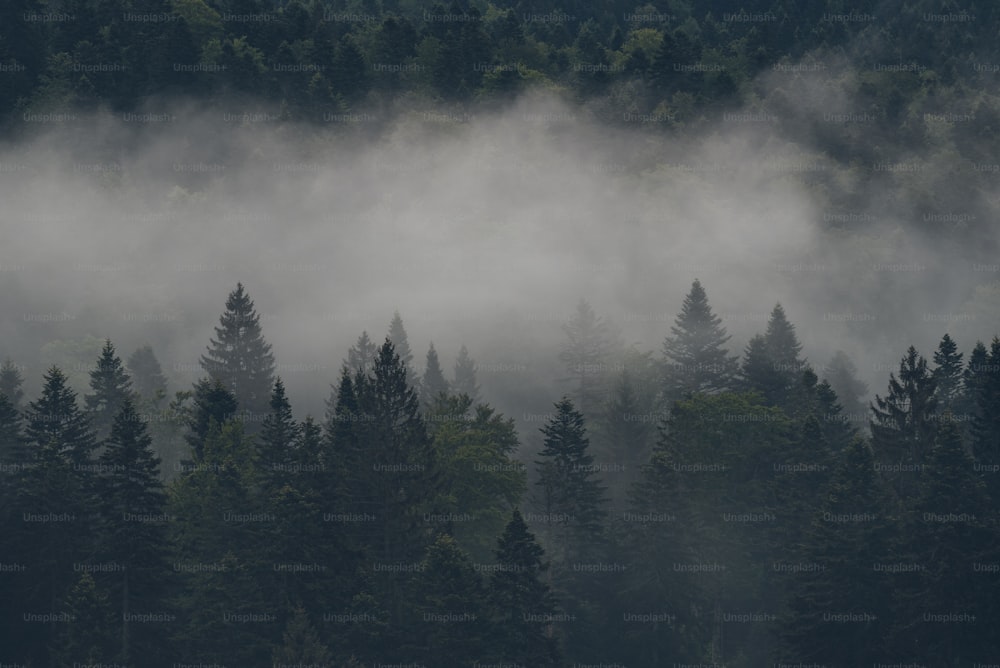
[661, 279, 738, 400]
[534, 397, 608, 564]
[272, 607, 333, 665]
[94, 397, 172, 665]
[49, 572, 116, 666]
[970, 337, 1000, 501]
[870, 345, 938, 500]
[184, 378, 238, 463]
[489, 510, 561, 667]
[822, 350, 869, 424]
[453, 344, 481, 403]
[743, 303, 809, 408]
[345, 331, 378, 375]
[0, 357, 24, 407]
[600, 367, 657, 512]
[200, 282, 276, 431]
[931, 333, 964, 411]
[25, 366, 97, 467]
[387, 311, 415, 380]
[559, 299, 620, 417]
[85, 339, 134, 441]
[127, 344, 168, 402]
[0, 390, 24, 466]
[419, 342, 450, 409]
[257, 378, 301, 494]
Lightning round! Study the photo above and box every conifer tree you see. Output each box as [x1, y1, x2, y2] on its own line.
[559, 298, 620, 417]
[489, 510, 561, 667]
[49, 572, 116, 666]
[0, 357, 24, 407]
[387, 311, 415, 380]
[453, 344, 480, 403]
[870, 345, 938, 500]
[931, 333, 964, 411]
[200, 283, 276, 430]
[85, 339, 134, 441]
[25, 366, 97, 467]
[257, 378, 301, 494]
[345, 331, 378, 375]
[534, 397, 607, 564]
[970, 337, 1000, 500]
[272, 607, 333, 665]
[127, 344, 168, 402]
[94, 397, 172, 665]
[662, 280, 738, 400]
[743, 304, 808, 408]
[184, 378, 238, 462]
[420, 342, 450, 408]
[822, 350, 869, 423]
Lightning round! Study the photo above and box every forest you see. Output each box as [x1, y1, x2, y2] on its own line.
[2, 279, 999, 666]
[3, 0, 1000, 666]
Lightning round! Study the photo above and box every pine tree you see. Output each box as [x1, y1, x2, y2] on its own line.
[85, 339, 134, 441]
[387, 311, 415, 380]
[49, 572, 116, 666]
[0, 357, 25, 407]
[599, 366, 657, 512]
[420, 342, 450, 409]
[870, 345, 938, 500]
[489, 510, 561, 667]
[931, 333, 964, 411]
[661, 280, 738, 400]
[822, 350, 869, 424]
[0, 390, 24, 466]
[345, 331, 378, 375]
[888, 417, 994, 664]
[257, 378, 301, 494]
[743, 303, 809, 409]
[781, 438, 895, 666]
[25, 366, 97, 467]
[200, 283, 276, 431]
[404, 534, 490, 667]
[184, 378, 239, 463]
[559, 299, 620, 417]
[94, 397, 172, 665]
[127, 344, 168, 402]
[970, 337, 1000, 501]
[453, 344, 480, 403]
[534, 397, 608, 564]
[272, 607, 333, 665]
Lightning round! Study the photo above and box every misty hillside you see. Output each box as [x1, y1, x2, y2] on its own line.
[2, 1, 1000, 667]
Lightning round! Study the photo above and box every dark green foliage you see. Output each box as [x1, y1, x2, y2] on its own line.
[200, 283, 276, 430]
[184, 378, 238, 462]
[85, 339, 134, 441]
[272, 607, 333, 665]
[662, 280, 738, 400]
[932, 333, 964, 410]
[49, 573, 117, 666]
[742, 304, 809, 409]
[822, 350, 869, 424]
[489, 510, 561, 666]
[387, 310, 415, 380]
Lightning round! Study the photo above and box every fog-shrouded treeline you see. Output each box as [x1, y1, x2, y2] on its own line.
[3, 279, 1000, 667]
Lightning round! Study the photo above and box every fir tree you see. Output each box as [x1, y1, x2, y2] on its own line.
[49, 572, 116, 666]
[559, 299, 620, 417]
[257, 377, 301, 494]
[85, 339, 134, 441]
[25, 366, 97, 467]
[387, 311, 415, 380]
[127, 344, 168, 402]
[419, 342, 450, 409]
[931, 333, 964, 410]
[822, 350, 869, 424]
[0, 357, 25, 407]
[200, 283, 276, 430]
[184, 378, 238, 463]
[272, 608, 333, 665]
[489, 510, 561, 667]
[94, 397, 172, 665]
[345, 331, 378, 375]
[743, 303, 809, 408]
[453, 344, 480, 403]
[534, 397, 608, 564]
[870, 345, 938, 500]
[662, 279, 738, 400]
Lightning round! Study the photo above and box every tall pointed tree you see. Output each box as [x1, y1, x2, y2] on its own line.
[969, 337, 1000, 501]
[870, 345, 938, 501]
[742, 304, 808, 408]
[453, 344, 480, 403]
[345, 331, 378, 375]
[387, 311, 415, 380]
[200, 283, 276, 431]
[85, 339, 134, 441]
[559, 299, 620, 417]
[94, 397, 172, 666]
[489, 510, 562, 667]
[822, 350, 869, 422]
[127, 344, 168, 402]
[184, 378, 238, 462]
[0, 357, 25, 408]
[931, 333, 964, 411]
[257, 377, 301, 494]
[662, 279, 738, 400]
[420, 342, 450, 408]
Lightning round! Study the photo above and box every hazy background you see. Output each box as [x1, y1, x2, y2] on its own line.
[2, 70, 999, 445]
